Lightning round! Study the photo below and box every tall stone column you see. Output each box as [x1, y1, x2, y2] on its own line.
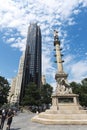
[54, 30, 72, 95]
[54, 30, 63, 73]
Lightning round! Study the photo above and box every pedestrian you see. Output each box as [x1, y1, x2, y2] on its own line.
[0, 109, 6, 130]
[6, 108, 14, 130]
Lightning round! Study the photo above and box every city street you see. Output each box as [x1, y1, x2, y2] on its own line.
[2, 112, 87, 130]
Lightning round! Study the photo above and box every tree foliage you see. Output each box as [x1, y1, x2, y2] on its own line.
[21, 82, 41, 106]
[40, 83, 53, 106]
[70, 78, 87, 107]
[21, 82, 53, 108]
[0, 76, 10, 107]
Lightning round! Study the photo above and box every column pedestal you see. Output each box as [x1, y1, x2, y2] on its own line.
[32, 93, 87, 125]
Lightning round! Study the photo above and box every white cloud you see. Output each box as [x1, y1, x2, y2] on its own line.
[82, 0, 87, 7]
[64, 55, 74, 65]
[6, 38, 15, 43]
[42, 53, 55, 76]
[68, 18, 76, 25]
[64, 58, 87, 83]
[11, 38, 26, 51]
[71, 61, 87, 78]
[73, 9, 81, 15]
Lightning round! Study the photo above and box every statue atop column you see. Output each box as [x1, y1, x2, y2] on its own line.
[54, 30, 72, 95]
[54, 30, 58, 41]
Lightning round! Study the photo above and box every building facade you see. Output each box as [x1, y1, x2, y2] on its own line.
[8, 52, 25, 104]
[20, 23, 42, 102]
[8, 23, 42, 104]
[8, 77, 17, 103]
[42, 75, 46, 85]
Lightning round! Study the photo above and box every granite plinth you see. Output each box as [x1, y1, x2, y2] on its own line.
[32, 94, 87, 125]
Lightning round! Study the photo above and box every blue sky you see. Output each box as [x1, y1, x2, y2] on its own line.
[0, 0, 87, 89]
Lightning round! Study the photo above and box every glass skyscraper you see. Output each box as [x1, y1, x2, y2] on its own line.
[20, 23, 42, 103]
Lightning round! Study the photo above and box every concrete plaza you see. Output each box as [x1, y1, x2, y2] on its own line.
[3, 112, 87, 130]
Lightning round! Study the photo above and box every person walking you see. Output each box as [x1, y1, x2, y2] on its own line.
[0, 109, 6, 130]
[6, 109, 14, 130]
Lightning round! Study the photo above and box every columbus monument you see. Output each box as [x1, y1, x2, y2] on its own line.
[32, 30, 87, 125]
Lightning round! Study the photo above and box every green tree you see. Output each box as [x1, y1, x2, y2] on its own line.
[81, 78, 87, 86]
[0, 76, 10, 107]
[80, 78, 87, 107]
[40, 83, 53, 108]
[70, 81, 81, 94]
[21, 82, 41, 106]
[70, 79, 87, 107]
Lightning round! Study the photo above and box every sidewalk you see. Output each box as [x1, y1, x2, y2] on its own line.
[3, 112, 87, 130]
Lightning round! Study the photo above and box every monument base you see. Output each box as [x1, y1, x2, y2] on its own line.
[32, 94, 87, 125]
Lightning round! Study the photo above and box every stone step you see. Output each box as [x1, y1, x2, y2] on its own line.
[45, 109, 87, 114]
[39, 113, 87, 120]
[32, 116, 87, 125]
